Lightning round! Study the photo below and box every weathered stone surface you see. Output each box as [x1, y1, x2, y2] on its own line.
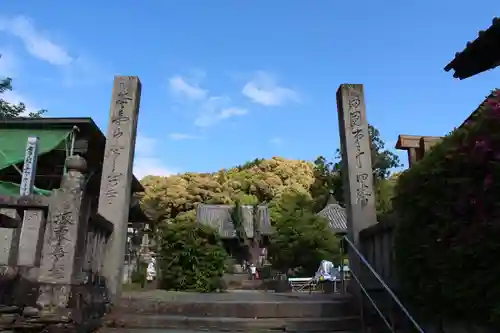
[99, 76, 142, 302]
[36, 156, 89, 315]
[0, 313, 16, 325]
[0, 209, 19, 265]
[0, 209, 20, 229]
[0, 195, 49, 210]
[114, 298, 355, 318]
[17, 209, 45, 267]
[336, 84, 377, 245]
[38, 190, 83, 285]
[22, 306, 39, 318]
[104, 314, 361, 331]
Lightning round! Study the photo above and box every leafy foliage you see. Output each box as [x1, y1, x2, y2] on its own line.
[140, 157, 315, 224]
[393, 90, 500, 326]
[157, 220, 228, 292]
[310, 124, 401, 212]
[230, 200, 250, 259]
[0, 55, 46, 119]
[268, 192, 341, 276]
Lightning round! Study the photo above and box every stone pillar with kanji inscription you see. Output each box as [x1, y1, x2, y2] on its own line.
[337, 84, 377, 245]
[337, 84, 379, 312]
[99, 76, 141, 302]
[37, 155, 88, 315]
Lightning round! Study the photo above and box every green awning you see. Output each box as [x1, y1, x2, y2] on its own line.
[0, 181, 51, 196]
[0, 128, 72, 196]
[0, 129, 72, 171]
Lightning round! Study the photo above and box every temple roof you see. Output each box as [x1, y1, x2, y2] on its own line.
[196, 204, 273, 239]
[444, 17, 500, 79]
[317, 196, 348, 234]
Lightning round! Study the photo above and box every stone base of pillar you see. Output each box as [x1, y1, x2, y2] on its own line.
[37, 281, 111, 324]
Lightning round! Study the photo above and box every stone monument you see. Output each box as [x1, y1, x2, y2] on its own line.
[99, 76, 142, 301]
[336, 84, 377, 245]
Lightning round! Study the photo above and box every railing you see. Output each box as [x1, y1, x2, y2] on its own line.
[342, 235, 425, 333]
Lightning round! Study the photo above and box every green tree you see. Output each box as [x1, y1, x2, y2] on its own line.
[230, 200, 251, 261]
[0, 56, 46, 119]
[268, 192, 340, 276]
[157, 220, 228, 292]
[311, 124, 401, 211]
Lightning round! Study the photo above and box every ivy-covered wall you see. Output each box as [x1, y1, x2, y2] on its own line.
[392, 90, 500, 327]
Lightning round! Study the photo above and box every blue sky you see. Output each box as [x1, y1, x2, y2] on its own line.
[1, 1, 499, 179]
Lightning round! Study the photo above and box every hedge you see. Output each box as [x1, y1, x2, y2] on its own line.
[157, 220, 228, 292]
[393, 90, 500, 327]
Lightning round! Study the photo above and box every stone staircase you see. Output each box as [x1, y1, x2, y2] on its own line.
[101, 290, 362, 332]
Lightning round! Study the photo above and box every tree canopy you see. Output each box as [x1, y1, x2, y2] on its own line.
[310, 124, 401, 212]
[140, 125, 401, 227]
[268, 192, 340, 276]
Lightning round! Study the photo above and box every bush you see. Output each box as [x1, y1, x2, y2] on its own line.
[268, 192, 341, 276]
[131, 261, 148, 287]
[393, 90, 500, 326]
[157, 220, 228, 292]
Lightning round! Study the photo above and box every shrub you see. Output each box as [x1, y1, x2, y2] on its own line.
[268, 192, 341, 276]
[157, 220, 228, 292]
[393, 90, 500, 326]
[131, 261, 148, 287]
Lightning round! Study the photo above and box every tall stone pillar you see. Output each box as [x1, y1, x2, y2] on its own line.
[336, 84, 377, 245]
[37, 155, 88, 314]
[337, 84, 378, 323]
[99, 76, 142, 301]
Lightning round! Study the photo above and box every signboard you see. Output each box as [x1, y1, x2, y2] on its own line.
[20, 136, 39, 196]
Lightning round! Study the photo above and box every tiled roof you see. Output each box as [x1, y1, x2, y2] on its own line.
[317, 203, 348, 234]
[444, 17, 500, 79]
[196, 204, 273, 239]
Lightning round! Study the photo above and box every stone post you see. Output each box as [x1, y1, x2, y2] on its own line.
[99, 76, 141, 301]
[336, 84, 377, 326]
[37, 155, 88, 314]
[336, 84, 377, 245]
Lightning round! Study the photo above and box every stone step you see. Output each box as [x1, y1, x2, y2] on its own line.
[104, 314, 362, 332]
[103, 329, 362, 333]
[114, 299, 356, 318]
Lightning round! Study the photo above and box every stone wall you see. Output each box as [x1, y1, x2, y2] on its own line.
[0, 156, 113, 332]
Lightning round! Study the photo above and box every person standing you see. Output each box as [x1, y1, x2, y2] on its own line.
[250, 263, 257, 280]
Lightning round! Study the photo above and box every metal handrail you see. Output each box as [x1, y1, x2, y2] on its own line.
[342, 235, 425, 333]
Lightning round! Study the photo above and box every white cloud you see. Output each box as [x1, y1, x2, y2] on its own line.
[270, 137, 284, 146]
[133, 157, 174, 180]
[0, 16, 106, 87]
[0, 15, 73, 66]
[133, 135, 175, 179]
[194, 96, 248, 127]
[169, 76, 207, 100]
[169, 74, 248, 127]
[168, 133, 201, 141]
[218, 107, 248, 119]
[242, 71, 299, 106]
